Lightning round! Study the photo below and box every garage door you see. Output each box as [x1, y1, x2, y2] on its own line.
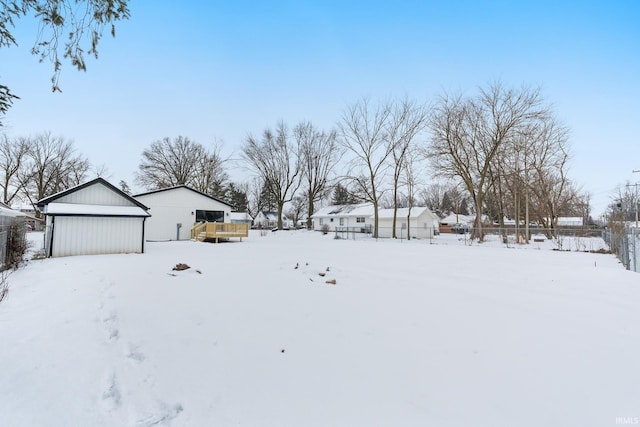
[51, 216, 144, 257]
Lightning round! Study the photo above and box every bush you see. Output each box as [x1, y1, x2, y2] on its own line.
[321, 224, 330, 235]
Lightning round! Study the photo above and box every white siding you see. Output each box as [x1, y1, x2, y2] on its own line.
[377, 209, 437, 239]
[51, 216, 144, 257]
[135, 188, 231, 241]
[56, 182, 135, 206]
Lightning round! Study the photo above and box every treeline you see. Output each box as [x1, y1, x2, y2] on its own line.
[0, 82, 591, 240]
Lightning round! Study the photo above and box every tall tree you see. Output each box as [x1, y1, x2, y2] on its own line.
[242, 122, 301, 229]
[223, 182, 249, 212]
[331, 183, 358, 205]
[339, 98, 393, 238]
[18, 132, 89, 212]
[0, 0, 130, 122]
[0, 134, 29, 204]
[387, 98, 428, 238]
[427, 82, 548, 241]
[296, 121, 340, 229]
[135, 136, 227, 197]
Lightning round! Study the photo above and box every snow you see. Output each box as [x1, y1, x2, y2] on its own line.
[43, 202, 150, 217]
[1, 230, 638, 426]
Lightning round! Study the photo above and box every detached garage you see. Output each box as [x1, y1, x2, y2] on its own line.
[37, 178, 150, 257]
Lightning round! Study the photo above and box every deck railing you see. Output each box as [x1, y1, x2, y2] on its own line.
[191, 222, 249, 242]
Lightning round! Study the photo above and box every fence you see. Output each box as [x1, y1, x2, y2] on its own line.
[0, 216, 27, 271]
[603, 226, 639, 273]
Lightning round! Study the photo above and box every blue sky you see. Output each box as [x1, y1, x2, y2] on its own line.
[1, 1, 639, 216]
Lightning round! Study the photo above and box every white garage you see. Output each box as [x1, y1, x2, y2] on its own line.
[37, 178, 150, 257]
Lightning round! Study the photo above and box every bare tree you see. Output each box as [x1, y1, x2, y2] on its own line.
[18, 132, 89, 212]
[427, 82, 547, 241]
[387, 98, 428, 238]
[339, 98, 394, 238]
[242, 121, 301, 230]
[136, 136, 227, 197]
[295, 121, 340, 229]
[0, 134, 29, 204]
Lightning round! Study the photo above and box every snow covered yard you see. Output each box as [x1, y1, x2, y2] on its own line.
[1, 230, 638, 427]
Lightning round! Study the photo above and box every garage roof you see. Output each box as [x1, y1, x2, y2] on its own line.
[43, 202, 150, 217]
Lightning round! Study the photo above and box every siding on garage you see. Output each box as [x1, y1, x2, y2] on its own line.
[50, 216, 144, 257]
[51, 182, 137, 206]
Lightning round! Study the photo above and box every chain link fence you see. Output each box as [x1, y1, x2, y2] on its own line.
[603, 226, 639, 272]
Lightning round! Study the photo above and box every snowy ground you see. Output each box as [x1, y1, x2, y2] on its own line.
[1, 230, 638, 427]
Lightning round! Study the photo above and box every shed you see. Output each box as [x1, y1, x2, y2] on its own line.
[377, 207, 439, 239]
[133, 186, 232, 241]
[311, 203, 374, 233]
[37, 178, 150, 257]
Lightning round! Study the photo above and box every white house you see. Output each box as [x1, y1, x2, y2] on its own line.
[311, 203, 374, 233]
[133, 186, 232, 241]
[377, 207, 439, 239]
[37, 178, 150, 257]
[253, 211, 292, 229]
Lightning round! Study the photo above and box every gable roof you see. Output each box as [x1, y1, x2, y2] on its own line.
[378, 207, 435, 220]
[312, 203, 374, 218]
[133, 185, 232, 207]
[37, 177, 149, 210]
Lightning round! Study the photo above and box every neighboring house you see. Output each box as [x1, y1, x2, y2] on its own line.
[556, 217, 585, 227]
[133, 186, 232, 241]
[377, 207, 439, 239]
[311, 203, 374, 233]
[230, 212, 253, 226]
[253, 211, 292, 229]
[11, 202, 44, 231]
[37, 178, 150, 257]
[439, 213, 476, 233]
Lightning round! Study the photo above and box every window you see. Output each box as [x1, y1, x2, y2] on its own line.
[319, 218, 323, 225]
[356, 217, 365, 223]
[195, 210, 224, 222]
[339, 218, 344, 226]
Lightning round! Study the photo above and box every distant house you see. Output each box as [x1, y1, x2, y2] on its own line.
[230, 212, 253, 226]
[37, 178, 150, 257]
[439, 213, 476, 234]
[556, 217, 585, 227]
[133, 186, 232, 241]
[311, 203, 374, 233]
[377, 207, 439, 239]
[253, 211, 292, 229]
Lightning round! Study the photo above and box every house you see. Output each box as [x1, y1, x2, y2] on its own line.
[377, 207, 439, 239]
[311, 203, 374, 233]
[133, 186, 232, 241]
[439, 213, 476, 233]
[556, 217, 585, 227]
[253, 211, 292, 229]
[230, 212, 253, 226]
[37, 178, 150, 257]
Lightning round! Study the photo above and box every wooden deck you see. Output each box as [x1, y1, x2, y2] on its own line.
[191, 222, 249, 243]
